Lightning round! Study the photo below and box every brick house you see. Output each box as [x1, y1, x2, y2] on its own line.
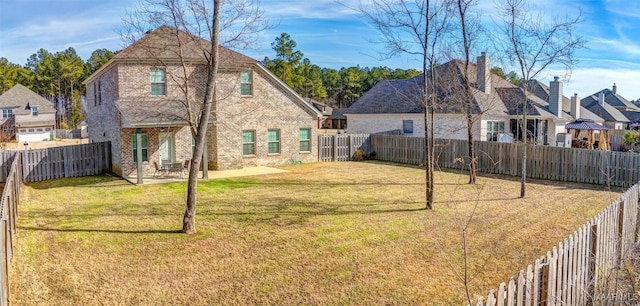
[82, 26, 321, 177]
[0, 83, 56, 142]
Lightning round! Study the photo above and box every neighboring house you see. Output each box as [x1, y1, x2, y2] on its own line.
[82, 26, 321, 177]
[309, 99, 347, 130]
[345, 53, 579, 146]
[581, 84, 640, 129]
[526, 80, 605, 124]
[0, 83, 56, 142]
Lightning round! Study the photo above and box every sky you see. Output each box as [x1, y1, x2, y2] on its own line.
[1, 0, 640, 100]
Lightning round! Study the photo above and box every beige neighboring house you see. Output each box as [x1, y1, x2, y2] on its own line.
[82, 26, 321, 177]
[345, 53, 587, 146]
[0, 83, 56, 142]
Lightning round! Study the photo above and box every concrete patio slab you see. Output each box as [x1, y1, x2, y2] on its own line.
[124, 166, 288, 185]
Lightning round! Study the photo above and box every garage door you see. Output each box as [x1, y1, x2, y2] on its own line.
[17, 127, 52, 143]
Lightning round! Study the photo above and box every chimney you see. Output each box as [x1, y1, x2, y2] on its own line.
[549, 76, 563, 117]
[613, 83, 617, 95]
[476, 52, 491, 94]
[571, 93, 580, 119]
[599, 91, 606, 106]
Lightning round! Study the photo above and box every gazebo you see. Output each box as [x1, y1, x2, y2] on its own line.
[565, 118, 610, 150]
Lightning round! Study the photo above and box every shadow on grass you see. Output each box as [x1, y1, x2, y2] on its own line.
[17, 226, 182, 234]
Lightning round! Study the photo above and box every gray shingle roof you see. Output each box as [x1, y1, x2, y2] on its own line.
[115, 97, 214, 127]
[565, 118, 608, 130]
[525, 80, 604, 122]
[581, 95, 629, 122]
[84, 26, 258, 86]
[591, 88, 640, 111]
[345, 60, 545, 118]
[0, 84, 56, 115]
[113, 25, 257, 66]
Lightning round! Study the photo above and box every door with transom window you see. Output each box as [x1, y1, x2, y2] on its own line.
[159, 133, 174, 165]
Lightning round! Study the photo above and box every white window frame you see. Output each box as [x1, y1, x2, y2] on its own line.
[486, 121, 505, 142]
[151, 68, 166, 96]
[240, 70, 253, 96]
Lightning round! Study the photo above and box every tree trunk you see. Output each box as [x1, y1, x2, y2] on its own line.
[182, 0, 221, 233]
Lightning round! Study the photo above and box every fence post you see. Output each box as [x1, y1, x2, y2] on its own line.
[617, 202, 624, 268]
[331, 135, 338, 161]
[589, 223, 598, 297]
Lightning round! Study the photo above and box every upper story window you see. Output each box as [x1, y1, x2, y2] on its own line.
[2, 109, 12, 118]
[240, 70, 252, 96]
[31, 106, 38, 116]
[98, 80, 102, 105]
[151, 68, 166, 96]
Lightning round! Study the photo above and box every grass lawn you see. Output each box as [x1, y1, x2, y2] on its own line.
[11, 161, 621, 305]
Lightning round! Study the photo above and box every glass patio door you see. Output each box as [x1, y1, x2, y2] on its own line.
[159, 133, 174, 165]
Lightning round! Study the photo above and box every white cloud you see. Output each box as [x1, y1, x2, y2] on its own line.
[545, 67, 640, 101]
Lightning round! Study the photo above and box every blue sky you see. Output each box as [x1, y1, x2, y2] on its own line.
[1, 0, 640, 100]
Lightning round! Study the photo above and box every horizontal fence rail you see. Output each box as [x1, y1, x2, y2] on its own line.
[369, 135, 640, 187]
[474, 182, 640, 306]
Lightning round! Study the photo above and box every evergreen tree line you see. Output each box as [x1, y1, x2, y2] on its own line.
[263, 33, 422, 109]
[0, 48, 114, 129]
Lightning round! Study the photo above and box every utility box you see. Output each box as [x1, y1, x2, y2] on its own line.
[556, 133, 572, 147]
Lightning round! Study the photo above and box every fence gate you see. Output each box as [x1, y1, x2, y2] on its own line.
[318, 134, 371, 162]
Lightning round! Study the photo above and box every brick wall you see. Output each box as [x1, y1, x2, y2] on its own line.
[86, 61, 319, 175]
[212, 67, 318, 170]
[85, 64, 123, 174]
[120, 126, 192, 177]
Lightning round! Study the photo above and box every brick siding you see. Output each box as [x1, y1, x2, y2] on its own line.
[86, 61, 318, 176]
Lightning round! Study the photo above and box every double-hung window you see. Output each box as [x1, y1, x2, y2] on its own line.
[31, 106, 38, 116]
[299, 128, 311, 152]
[240, 70, 252, 95]
[267, 129, 280, 154]
[486, 121, 505, 142]
[132, 134, 148, 162]
[242, 130, 255, 155]
[151, 68, 166, 95]
[2, 109, 12, 118]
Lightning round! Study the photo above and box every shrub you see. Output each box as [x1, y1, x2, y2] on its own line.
[353, 149, 366, 161]
[623, 131, 640, 146]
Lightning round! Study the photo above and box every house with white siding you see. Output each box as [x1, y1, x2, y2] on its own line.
[0, 84, 56, 142]
[344, 53, 598, 146]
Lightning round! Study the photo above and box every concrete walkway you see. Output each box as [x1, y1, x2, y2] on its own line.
[125, 166, 288, 185]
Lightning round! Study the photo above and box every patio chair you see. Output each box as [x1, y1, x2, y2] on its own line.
[169, 162, 183, 177]
[153, 161, 166, 178]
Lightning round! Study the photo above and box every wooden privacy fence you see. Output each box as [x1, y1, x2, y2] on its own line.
[21, 142, 111, 183]
[370, 135, 640, 187]
[474, 182, 640, 306]
[318, 134, 371, 162]
[0, 153, 22, 306]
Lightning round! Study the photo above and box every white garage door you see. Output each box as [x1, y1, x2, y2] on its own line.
[17, 127, 52, 143]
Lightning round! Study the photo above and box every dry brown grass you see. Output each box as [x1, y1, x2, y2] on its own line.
[10, 161, 621, 305]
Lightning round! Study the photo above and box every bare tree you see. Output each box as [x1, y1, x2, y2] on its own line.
[122, 0, 269, 233]
[454, 0, 482, 185]
[497, 0, 585, 197]
[356, 0, 453, 209]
